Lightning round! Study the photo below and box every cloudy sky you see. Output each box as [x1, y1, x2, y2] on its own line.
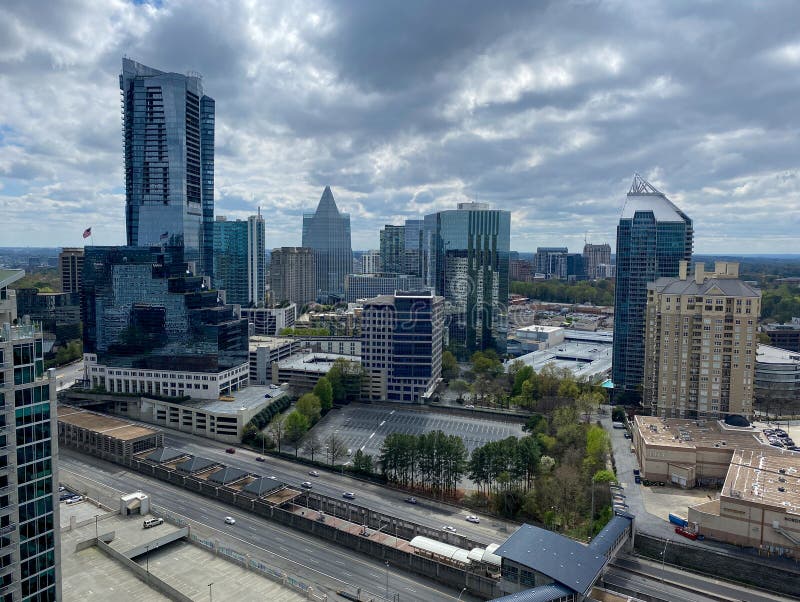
[1, 1, 799, 253]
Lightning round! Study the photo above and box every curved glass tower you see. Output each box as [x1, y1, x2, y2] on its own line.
[612, 174, 693, 403]
[120, 59, 215, 277]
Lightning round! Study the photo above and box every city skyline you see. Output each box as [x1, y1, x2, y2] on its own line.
[1, 2, 799, 253]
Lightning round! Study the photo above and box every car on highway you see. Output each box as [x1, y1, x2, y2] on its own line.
[308, 470, 319, 477]
[442, 525, 457, 533]
[224, 516, 236, 525]
[342, 491, 356, 499]
[255, 456, 265, 462]
[301, 481, 313, 489]
[225, 448, 236, 454]
[267, 475, 278, 480]
[404, 497, 418, 504]
[465, 515, 480, 524]
[464, 404, 475, 409]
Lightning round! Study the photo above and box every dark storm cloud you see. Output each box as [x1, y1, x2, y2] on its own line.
[0, 0, 798, 252]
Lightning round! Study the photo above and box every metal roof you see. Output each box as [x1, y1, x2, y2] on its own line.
[409, 536, 471, 564]
[495, 524, 606, 594]
[243, 477, 280, 497]
[175, 456, 218, 474]
[490, 583, 575, 602]
[587, 515, 632, 555]
[0, 269, 25, 289]
[145, 447, 187, 463]
[207, 466, 248, 485]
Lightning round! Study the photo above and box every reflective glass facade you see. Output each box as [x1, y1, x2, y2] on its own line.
[213, 214, 266, 307]
[121, 59, 215, 277]
[424, 203, 510, 358]
[612, 177, 693, 401]
[81, 246, 248, 373]
[302, 187, 352, 299]
[379, 225, 405, 274]
[0, 273, 61, 601]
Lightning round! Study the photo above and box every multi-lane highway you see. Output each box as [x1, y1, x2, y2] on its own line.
[55, 359, 85, 390]
[111, 416, 518, 545]
[59, 450, 479, 602]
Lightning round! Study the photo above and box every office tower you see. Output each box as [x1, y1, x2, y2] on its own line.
[15, 289, 82, 343]
[361, 250, 382, 274]
[612, 174, 693, 403]
[424, 202, 510, 358]
[81, 246, 249, 395]
[120, 58, 215, 276]
[644, 261, 760, 419]
[533, 247, 568, 277]
[509, 259, 532, 282]
[302, 186, 352, 300]
[583, 243, 612, 279]
[380, 225, 405, 273]
[59, 247, 84, 293]
[0, 269, 62, 600]
[344, 273, 426, 303]
[269, 247, 316, 308]
[361, 291, 444, 402]
[554, 253, 585, 280]
[213, 212, 266, 307]
[403, 219, 425, 277]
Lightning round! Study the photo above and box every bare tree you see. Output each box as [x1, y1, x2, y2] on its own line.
[268, 414, 286, 453]
[326, 432, 347, 465]
[303, 434, 322, 462]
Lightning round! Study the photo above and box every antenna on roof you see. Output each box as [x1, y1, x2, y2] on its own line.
[629, 173, 663, 195]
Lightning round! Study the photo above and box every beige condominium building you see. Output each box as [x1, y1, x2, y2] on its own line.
[644, 261, 760, 419]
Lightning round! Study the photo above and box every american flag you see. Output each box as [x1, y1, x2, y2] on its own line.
[160, 231, 169, 241]
[82, 227, 92, 239]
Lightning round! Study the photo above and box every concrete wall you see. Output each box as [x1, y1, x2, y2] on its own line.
[634, 532, 800, 597]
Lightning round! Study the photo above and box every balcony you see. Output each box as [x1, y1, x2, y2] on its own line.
[0, 524, 14, 536]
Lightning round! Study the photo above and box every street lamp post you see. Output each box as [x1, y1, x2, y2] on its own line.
[457, 586, 467, 600]
[385, 561, 390, 602]
[660, 538, 670, 582]
[208, 582, 213, 601]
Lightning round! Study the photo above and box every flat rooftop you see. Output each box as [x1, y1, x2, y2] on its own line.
[634, 415, 768, 452]
[510, 339, 612, 380]
[58, 405, 159, 441]
[756, 344, 800, 365]
[516, 324, 563, 334]
[248, 336, 298, 351]
[147, 385, 286, 415]
[274, 352, 360, 374]
[725, 448, 800, 512]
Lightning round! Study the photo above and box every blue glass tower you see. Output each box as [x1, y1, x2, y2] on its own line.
[612, 175, 693, 403]
[120, 59, 215, 277]
[302, 187, 352, 300]
[424, 203, 510, 358]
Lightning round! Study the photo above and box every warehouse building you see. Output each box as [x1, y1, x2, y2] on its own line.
[58, 405, 163, 461]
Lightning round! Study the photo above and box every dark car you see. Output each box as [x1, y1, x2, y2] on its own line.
[225, 448, 236, 454]
[255, 456, 265, 462]
[405, 497, 418, 504]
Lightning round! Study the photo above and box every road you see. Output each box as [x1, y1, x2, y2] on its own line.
[58, 449, 480, 602]
[113, 415, 518, 545]
[55, 359, 85, 391]
[608, 555, 795, 602]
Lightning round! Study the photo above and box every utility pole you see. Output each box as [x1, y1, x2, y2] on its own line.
[385, 561, 389, 602]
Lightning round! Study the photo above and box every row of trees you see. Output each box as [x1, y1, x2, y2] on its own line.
[380, 431, 468, 497]
[509, 279, 615, 306]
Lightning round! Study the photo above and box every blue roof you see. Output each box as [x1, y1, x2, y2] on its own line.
[490, 584, 574, 602]
[588, 515, 632, 555]
[495, 524, 606, 594]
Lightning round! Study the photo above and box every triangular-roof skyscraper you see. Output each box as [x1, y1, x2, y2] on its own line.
[302, 186, 352, 300]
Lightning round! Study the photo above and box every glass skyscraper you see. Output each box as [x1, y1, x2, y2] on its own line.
[302, 187, 352, 300]
[1, 270, 61, 601]
[424, 203, 510, 358]
[213, 213, 266, 307]
[379, 225, 405, 274]
[120, 59, 215, 277]
[612, 175, 693, 403]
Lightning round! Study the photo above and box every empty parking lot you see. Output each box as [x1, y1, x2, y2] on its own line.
[306, 405, 526, 459]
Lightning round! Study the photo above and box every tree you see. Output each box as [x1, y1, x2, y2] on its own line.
[313, 377, 334, 412]
[611, 406, 627, 423]
[326, 432, 347, 465]
[450, 379, 470, 402]
[284, 411, 310, 456]
[441, 350, 459, 381]
[268, 414, 286, 453]
[303, 434, 322, 462]
[593, 469, 617, 484]
[296, 393, 322, 423]
[539, 455, 555, 474]
[352, 449, 374, 474]
[327, 358, 363, 403]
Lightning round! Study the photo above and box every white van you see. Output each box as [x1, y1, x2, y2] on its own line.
[143, 517, 164, 529]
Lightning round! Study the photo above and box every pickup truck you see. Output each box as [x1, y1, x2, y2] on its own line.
[675, 526, 698, 540]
